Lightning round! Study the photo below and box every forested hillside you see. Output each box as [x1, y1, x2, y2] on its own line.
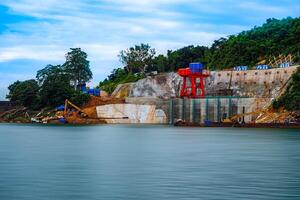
[100, 17, 300, 93]
[273, 67, 300, 111]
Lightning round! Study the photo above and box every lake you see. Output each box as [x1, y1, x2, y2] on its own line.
[0, 124, 300, 199]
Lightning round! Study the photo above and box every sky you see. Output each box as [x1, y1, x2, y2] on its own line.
[0, 0, 299, 100]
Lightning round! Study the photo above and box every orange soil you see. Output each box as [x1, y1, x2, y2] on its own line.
[64, 96, 125, 124]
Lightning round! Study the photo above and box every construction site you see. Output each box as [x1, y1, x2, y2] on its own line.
[1, 55, 300, 127]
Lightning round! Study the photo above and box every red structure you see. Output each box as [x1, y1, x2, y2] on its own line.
[177, 67, 210, 98]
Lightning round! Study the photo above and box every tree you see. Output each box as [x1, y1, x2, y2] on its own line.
[273, 67, 300, 111]
[152, 54, 169, 72]
[63, 48, 92, 89]
[167, 45, 208, 71]
[36, 64, 69, 85]
[99, 67, 144, 94]
[7, 79, 40, 109]
[119, 43, 156, 74]
[37, 64, 90, 107]
[37, 65, 74, 106]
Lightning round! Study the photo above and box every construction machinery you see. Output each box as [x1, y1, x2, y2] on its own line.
[223, 108, 267, 123]
[223, 107, 295, 124]
[177, 63, 210, 98]
[64, 99, 89, 118]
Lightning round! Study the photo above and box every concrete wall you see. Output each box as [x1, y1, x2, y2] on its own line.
[170, 97, 271, 123]
[206, 65, 298, 97]
[125, 97, 170, 120]
[96, 103, 167, 124]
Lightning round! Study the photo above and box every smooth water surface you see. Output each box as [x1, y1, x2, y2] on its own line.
[0, 124, 300, 199]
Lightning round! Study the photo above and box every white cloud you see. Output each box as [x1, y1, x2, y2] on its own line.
[0, 0, 299, 99]
[0, 72, 35, 100]
[0, 0, 227, 64]
[237, 2, 286, 13]
[75, 43, 125, 61]
[0, 45, 65, 62]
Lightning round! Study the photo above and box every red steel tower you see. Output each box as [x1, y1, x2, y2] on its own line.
[177, 63, 210, 98]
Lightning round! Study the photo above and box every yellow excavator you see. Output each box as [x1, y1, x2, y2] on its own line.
[63, 99, 88, 118]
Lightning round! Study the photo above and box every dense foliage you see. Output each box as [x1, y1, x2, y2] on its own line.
[7, 49, 91, 109]
[206, 17, 300, 70]
[99, 68, 145, 94]
[151, 17, 300, 71]
[100, 17, 300, 94]
[273, 67, 300, 111]
[63, 48, 93, 88]
[37, 65, 75, 107]
[119, 44, 156, 74]
[7, 79, 40, 109]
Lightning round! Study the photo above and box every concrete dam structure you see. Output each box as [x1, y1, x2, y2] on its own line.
[111, 65, 298, 124]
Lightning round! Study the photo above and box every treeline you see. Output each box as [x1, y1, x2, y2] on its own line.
[7, 48, 92, 110]
[100, 17, 300, 93]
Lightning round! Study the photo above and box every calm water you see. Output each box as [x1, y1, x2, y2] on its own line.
[0, 124, 300, 200]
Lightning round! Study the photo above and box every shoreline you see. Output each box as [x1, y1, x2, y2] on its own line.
[1, 120, 300, 129]
[174, 121, 300, 129]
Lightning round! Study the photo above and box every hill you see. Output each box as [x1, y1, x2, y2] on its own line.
[100, 17, 300, 93]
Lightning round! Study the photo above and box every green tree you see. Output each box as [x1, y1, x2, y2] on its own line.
[36, 64, 69, 85]
[167, 45, 208, 71]
[6, 79, 40, 109]
[207, 17, 300, 70]
[63, 48, 92, 89]
[152, 54, 169, 72]
[99, 68, 144, 94]
[37, 64, 90, 107]
[273, 67, 300, 111]
[119, 43, 156, 74]
[37, 65, 74, 106]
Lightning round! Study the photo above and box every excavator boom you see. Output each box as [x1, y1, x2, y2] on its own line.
[64, 99, 88, 117]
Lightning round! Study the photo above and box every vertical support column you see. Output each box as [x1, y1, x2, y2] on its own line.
[190, 99, 195, 123]
[190, 77, 196, 97]
[182, 98, 185, 121]
[217, 97, 221, 123]
[228, 97, 232, 118]
[198, 99, 202, 123]
[200, 78, 205, 97]
[205, 98, 209, 121]
[242, 106, 245, 124]
[169, 99, 174, 124]
[181, 77, 186, 97]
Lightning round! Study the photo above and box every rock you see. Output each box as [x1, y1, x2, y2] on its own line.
[112, 66, 299, 99]
[129, 73, 181, 98]
[112, 83, 134, 98]
[96, 104, 167, 124]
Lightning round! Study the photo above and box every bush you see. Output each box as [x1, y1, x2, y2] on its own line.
[273, 67, 300, 111]
[70, 91, 91, 106]
[6, 79, 40, 109]
[99, 71, 145, 94]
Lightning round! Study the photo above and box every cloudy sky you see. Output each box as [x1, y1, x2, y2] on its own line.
[0, 0, 299, 99]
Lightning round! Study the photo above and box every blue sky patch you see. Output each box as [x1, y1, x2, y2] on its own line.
[0, 0, 299, 100]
